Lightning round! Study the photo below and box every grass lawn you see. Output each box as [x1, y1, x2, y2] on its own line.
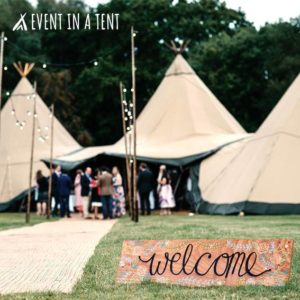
[0, 213, 57, 231]
[2, 213, 300, 299]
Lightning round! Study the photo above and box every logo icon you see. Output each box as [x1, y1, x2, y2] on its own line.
[12, 13, 28, 31]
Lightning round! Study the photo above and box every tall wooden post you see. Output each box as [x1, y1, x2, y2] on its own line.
[47, 104, 54, 219]
[131, 26, 138, 222]
[0, 32, 5, 146]
[128, 109, 134, 221]
[119, 82, 132, 217]
[26, 81, 37, 223]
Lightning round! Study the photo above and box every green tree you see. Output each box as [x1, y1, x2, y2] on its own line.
[191, 20, 300, 132]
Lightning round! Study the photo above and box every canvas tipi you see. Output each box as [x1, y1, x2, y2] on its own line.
[0, 74, 81, 211]
[198, 74, 300, 214]
[48, 54, 248, 168]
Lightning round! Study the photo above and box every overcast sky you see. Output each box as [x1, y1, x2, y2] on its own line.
[29, 0, 299, 28]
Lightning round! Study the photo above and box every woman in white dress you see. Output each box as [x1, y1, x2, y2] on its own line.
[74, 169, 83, 215]
[158, 176, 175, 215]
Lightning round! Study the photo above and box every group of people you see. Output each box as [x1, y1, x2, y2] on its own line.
[34, 162, 177, 219]
[35, 165, 73, 218]
[137, 163, 176, 216]
[34, 165, 125, 219]
[74, 166, 125, 220]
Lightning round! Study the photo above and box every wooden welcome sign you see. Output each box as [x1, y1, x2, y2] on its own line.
[116, 239, 293, 287]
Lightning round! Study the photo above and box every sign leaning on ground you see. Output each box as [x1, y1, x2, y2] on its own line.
[116, 239, 293, 287]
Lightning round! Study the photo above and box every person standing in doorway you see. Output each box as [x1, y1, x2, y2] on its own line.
[59, 173, 72, 218]
[158, 176, 176, 215]
[98, 167, 114, 220]
[51, 165, 61, 217]
[138, 163, 154, 216]
[81, 167, 92, 219]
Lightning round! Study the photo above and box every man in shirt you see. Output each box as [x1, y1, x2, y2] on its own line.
[98, 167, 114, 219]
[81, 167, 92, 219]
[51, 165, 61, 217]
[138, 163, 154, 215]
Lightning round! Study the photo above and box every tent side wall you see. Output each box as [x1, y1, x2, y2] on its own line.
[195, 160, 300, 215]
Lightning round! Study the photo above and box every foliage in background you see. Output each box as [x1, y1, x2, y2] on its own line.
[0, 0, 299, 144]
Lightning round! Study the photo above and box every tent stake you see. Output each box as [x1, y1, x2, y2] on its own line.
[47, 104, 54, 219]
[119, 82, 132, 217]
[26, 81, 37, 223]
[131, 26, 138, 223]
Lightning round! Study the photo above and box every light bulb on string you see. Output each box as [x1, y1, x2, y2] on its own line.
[4, 66, 8, 71]
[45, 135, 49, 140]
[93, 61, 98, 66]
[45, 126, 49, 131]
[34, 113, 38, 118]
[125, 117, 128, 121]
[133, 32, 137, 37]
[26, 95, 30, 100]
[27, 110, 31, 116]
[123, 88, 127, 93]
[4, 36, 7, 41]
[21, 121, 26, 126]
[129, 116, 133, 120]
[127, 126, 130, 131]
[128, 111, 132, 116]
[6, 91, 10, 96]
[130, 103, 133, 108]
[49, 113, 53, 118]
[37, 127, 41, 132]
[131, 88, 134, 92]
[42, 64, 47, 69]
[123, 100, 127, 105]
[125, 108, 128, 113]
[11, 109, 15, 115]
[39, 136, 45, 143]
[16, 120, 20, 126]
[130, 159, 133, 164]
[20, 125, 24, 130]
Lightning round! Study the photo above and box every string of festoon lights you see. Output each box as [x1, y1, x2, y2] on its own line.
[1, 36, 106, 143]
[9, 92, 52, 143]
[121, 85, 134, 164]
[3, 39, 106, 71]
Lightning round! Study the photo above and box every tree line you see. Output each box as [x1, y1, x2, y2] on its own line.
[0, 0, 299, 145]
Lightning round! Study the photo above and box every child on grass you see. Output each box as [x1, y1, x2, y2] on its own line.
[158, 176, 176, 215]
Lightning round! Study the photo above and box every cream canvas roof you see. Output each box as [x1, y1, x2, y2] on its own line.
[200, 74, 300, 207]
[53, 54, 247, 166]
[0, 77, 81, 206]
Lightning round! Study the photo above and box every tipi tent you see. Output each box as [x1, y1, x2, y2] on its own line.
[0, 76, 81, 211]
[49, 54, 248, 168]
[198, 74, 300, 214]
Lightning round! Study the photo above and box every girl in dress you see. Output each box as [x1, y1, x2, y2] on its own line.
[158, 176, 176, 215]
[74, 169, 83, 215]
[112, 166, 126, 217]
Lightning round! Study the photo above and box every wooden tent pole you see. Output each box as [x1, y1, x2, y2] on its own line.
[128, 116, 134, 221]
[119, 82, 132, 217]
[0, 32, 5, 147]
[131, 26, 138, 223]
[47, 104, 54, 219]
[26, 81, 37, 223]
